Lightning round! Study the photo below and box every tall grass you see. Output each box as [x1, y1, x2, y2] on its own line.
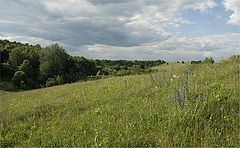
[0, 58, 239, 147]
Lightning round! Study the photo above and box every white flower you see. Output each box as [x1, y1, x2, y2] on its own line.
[95, 108, 100, 113]
[155, 86, 158, 89]
[177, 76, 180, 79]
[170, 79, 173, 82]
[173, 75, 177, 78]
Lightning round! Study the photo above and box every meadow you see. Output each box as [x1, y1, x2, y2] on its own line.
[0, 56, 239, 147]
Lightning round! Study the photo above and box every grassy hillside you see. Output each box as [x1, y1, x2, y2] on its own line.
[0, 59, 239, 147]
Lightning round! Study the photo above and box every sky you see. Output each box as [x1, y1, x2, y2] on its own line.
[0, 0, 239, 61]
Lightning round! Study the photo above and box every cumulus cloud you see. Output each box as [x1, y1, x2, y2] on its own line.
[223, 0, 240, 25]
[82, 33, 240, 61]
[0, 0, 218, 46]
[0, 0, 238, 61]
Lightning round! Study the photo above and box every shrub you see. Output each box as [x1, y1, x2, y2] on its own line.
[45, 78, 58, 87]
[56, 75, 64, 85]
[191, 60, 202, 64]
[12, 71, 26, 88]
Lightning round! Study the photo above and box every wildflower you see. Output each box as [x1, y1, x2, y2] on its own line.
[172, 87, 181, 106]
[170, 79, 173, 82]
[177, 76, 180, 79]
[95, 108, 100, 113]
[224, 116, 228, 119]
[155, 86, 158, 89]
[173, 74, 177, 78]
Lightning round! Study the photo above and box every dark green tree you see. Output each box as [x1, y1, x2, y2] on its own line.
[39, 44, 69, 81]
[18, 60, 38, 88]
[0, 48, 9, 64]
[9, 47, 27, 68]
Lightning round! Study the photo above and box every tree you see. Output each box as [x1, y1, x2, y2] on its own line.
[9, 46, 40, 69]
[63, 56, 98, 82]
[18, 60, 37, 88]
[0, 63, 14, 80]
[0, 48, 9, 64]
[9, 47, 27, 68]
[18, 60, 31, 75]
[12, 71, 26, 88]
[39, 44, 69, 81]
[131, 65, 143, 75]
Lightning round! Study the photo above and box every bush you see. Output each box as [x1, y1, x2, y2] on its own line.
[12, 71, 26, 88]
[191, 60, 202, 64]
[56, 75, 64, 85]
[45, 78, 58, 87]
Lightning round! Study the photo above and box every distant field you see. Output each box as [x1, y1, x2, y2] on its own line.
[0, 60, 239, 147]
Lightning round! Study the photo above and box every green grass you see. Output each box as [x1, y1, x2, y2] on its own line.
[0, 61, 239, 147]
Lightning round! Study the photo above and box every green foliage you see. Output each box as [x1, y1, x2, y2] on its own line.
[9, 47, 28, 68]
[130, 64, 143, 74]
[191, 60, 202, 64]
[1, 40, 167, 90]
[0, 48, 9, 64]
[45, 78, 58, 87]
[0, 40, 100, 89]
[56, 75, 64, 85]
[18, 60, 32, 75]
[39, 44, 69, 81]
[0, 63, 15, 80]
[12, 71, 26, 88]
[94, 59, 165, 76]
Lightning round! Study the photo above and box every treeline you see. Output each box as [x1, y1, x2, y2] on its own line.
[190, 57, 215, 64]
[0, 40, 165, 90]
[95, 59, 165, 67]
[94, 59, 165, 76]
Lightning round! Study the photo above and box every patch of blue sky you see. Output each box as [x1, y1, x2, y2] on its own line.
[165, 3, 239, 37]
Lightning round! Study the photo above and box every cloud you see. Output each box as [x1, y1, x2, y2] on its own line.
[0, 0, 218, 47]
[0, 34, 54, 47]
[82, 33, 240, 61]
[223, 0, 240, 25]
[1, 0, 237, 61]
[1, 32, 238, 61]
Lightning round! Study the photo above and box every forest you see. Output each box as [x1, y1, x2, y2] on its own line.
[0, 40, 166, 90]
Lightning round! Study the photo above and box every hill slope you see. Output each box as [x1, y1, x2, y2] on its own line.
[0, 61, 239, 147]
